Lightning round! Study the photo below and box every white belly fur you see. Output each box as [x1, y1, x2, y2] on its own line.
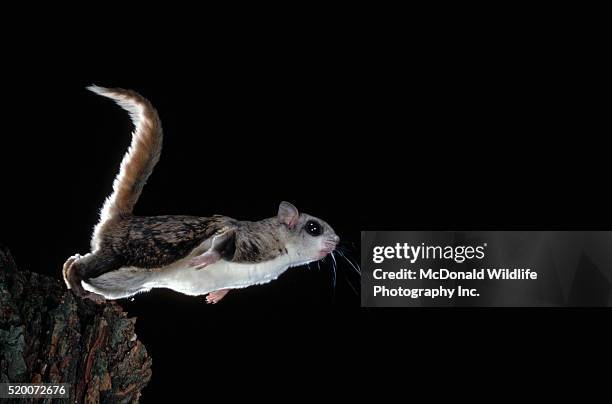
[148, 252, 297, 296]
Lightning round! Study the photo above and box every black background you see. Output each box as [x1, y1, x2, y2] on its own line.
[0, 18, 609, 399]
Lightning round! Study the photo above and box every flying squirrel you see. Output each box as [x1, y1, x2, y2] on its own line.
[62, 86, 339, 304]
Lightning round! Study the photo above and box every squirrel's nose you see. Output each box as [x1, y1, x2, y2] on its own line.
[331, 234, 340, 243]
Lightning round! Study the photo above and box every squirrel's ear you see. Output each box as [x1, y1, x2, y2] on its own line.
[278, 201, 299, 229]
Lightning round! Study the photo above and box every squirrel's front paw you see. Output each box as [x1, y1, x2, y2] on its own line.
[189, 251, 221, 270]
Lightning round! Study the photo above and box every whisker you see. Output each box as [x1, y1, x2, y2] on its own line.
[336, 250, 361, 275]
[331, 250, 338, 269]
[344, 276, 359, 296]
[330, 251, 337, 289]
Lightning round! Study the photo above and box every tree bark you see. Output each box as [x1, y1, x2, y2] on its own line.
[0, 244, 152, 403]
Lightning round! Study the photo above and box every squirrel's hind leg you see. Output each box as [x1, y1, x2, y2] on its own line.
[62, 251, 122, 303]
[206, 289, 230, 304]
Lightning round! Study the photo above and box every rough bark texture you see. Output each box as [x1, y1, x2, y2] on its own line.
[0, 244, 152, 403]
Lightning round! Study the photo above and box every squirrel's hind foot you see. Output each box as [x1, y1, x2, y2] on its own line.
[206, 289, 229, 304]
[62, 253, 106, 303]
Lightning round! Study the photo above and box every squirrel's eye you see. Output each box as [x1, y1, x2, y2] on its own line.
[305, 220, 322, 236]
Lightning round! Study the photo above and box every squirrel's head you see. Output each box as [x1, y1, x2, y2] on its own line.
[276, 201, 339, 263]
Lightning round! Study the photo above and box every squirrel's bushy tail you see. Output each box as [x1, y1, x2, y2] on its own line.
[88, 86, 163, 251]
